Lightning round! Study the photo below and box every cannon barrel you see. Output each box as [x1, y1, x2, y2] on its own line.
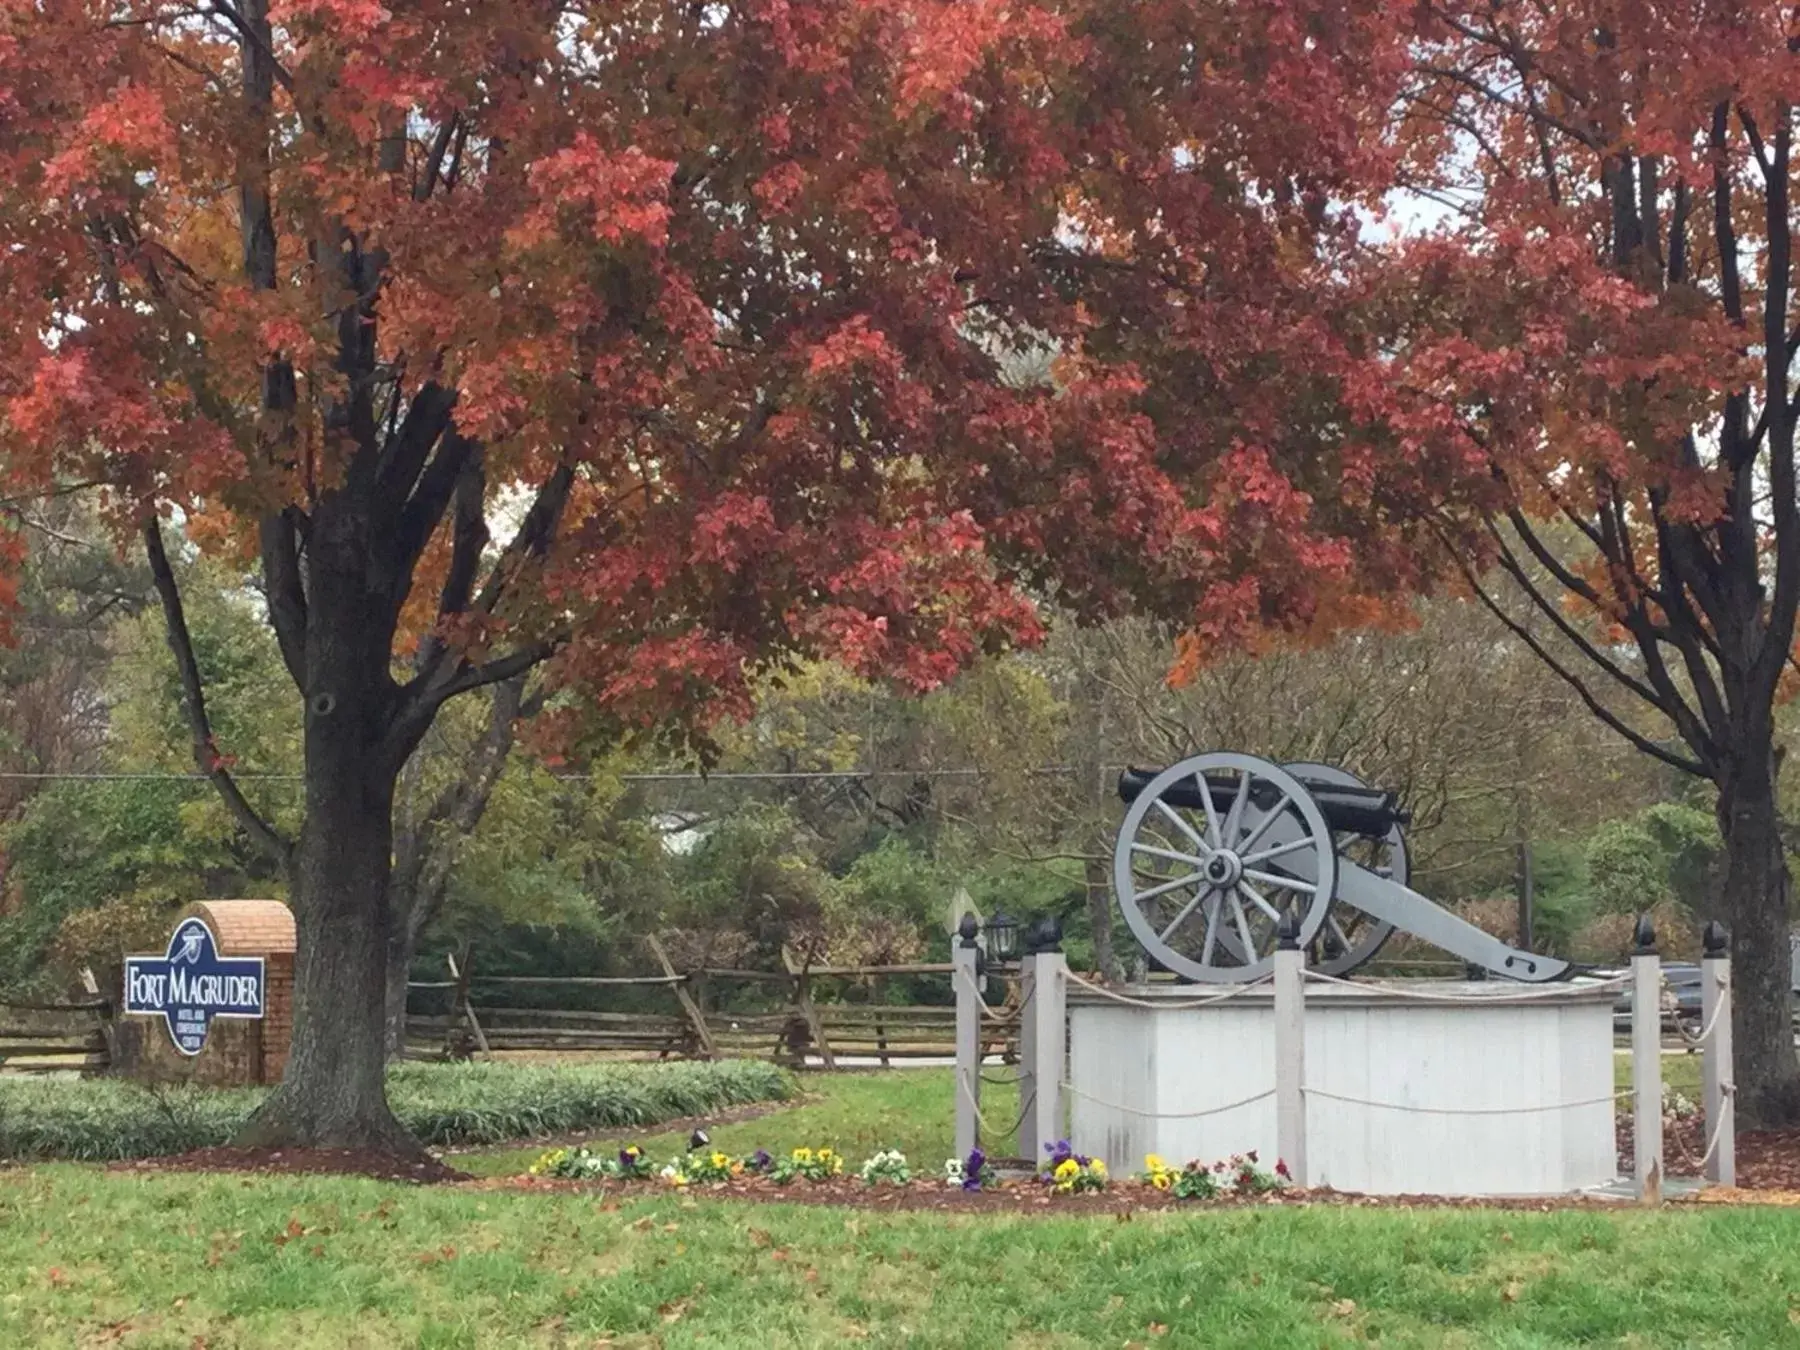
[1117, 767, 1410, 840]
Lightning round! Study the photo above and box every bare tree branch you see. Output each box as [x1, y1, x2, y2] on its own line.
[257, 507, 308, 690]
[143, 515, 294, 869]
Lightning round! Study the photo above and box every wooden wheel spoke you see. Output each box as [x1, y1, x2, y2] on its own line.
[1199, 892, 1223, 966]
[1244, 868, 1314, 895]
[1237, 880, 1283, 923]
[1239, 836, 1314, 868]
[1151, 799, 1212, 854]
[1235, 790, 1293, 855]
[1132, 841, 1208, 868]
[1133, 871, 1206, 903]
[1158, 886, 1213, 943]
[1227, 890, 1256, 958]
[1191, 772, 1224, 848]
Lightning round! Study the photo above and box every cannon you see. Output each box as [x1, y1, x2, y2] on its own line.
[1112, 751, 1568, 984]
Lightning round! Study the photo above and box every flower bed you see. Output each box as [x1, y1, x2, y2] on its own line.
[522, 1138, 1295, 1207]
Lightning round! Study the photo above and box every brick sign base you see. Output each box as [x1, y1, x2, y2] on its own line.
[115, 900, 295, 1087]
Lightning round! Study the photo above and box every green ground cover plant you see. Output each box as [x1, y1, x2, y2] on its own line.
[0, 1060, 795, 1161]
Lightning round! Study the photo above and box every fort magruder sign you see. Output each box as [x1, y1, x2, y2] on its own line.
[124, 916, 265, 1055]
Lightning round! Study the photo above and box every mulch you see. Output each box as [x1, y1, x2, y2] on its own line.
[110, 1146, 469, 1185]
[1618, 1112, 1800, 1191]
[479, 1173, 1642, 1213]
[95, 1115, 1800, 1205]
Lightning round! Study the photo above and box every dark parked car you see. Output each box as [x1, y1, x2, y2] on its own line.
[1611, 962, 1702, 1030]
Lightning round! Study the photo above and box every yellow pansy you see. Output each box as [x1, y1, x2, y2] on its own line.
[793, 1147, 813, 1162]
[1091, 1159, 1107, 1177]
[1053, 1158, 1080, 1181]
[818, 1148, 834, 1160]
[711, 1152, 729, 1168]
[1145, 1154, 1167, 1174]
[1152, 1173, 1173, 1191]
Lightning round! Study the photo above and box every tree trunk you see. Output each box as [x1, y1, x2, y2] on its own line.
[238, 759, 418, 1154]
[1084, 847, 1121, 981]
[1718, 750, 1800, 1127]
[383, 921, 417, 1062]
[237, 512, 423, 1156]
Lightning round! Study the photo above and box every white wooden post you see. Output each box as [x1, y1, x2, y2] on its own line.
[1701, 921, 1735, 1187]
[1016, 954, 1037, 1160]
[1631, 914, 1663, 1204]
[952, 935, 981, 1160]
[1022, 946, 1068, 1159]
[1015, 943, 1065, 1166]
[1273, 914, 1307, 1187]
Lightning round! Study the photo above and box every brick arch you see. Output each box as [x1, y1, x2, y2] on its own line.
[176, 899, 296, 957]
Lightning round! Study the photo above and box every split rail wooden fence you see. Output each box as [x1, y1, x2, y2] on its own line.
[404, 943, 1022, 1068]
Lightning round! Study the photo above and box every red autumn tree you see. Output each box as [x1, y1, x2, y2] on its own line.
[0, 1, 1420, 1153]
[1370, 2, 1800, 1119]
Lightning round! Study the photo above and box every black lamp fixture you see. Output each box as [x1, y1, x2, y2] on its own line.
[986, 910, 1021, 961]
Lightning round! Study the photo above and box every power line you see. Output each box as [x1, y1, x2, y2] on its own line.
[0, 765, 1103, 784]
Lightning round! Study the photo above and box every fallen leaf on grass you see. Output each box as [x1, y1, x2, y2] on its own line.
[46, 1267, 66, 1288]
[1502, 1280, 1524, 1304]
[1147, 1323, 1168, 1337]
[659, 1299, 689, 1323]
[749, 1227, 773, 1248]
[1328, 1299, 1357, 1318]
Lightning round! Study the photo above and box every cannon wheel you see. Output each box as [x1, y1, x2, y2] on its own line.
[1113, 752, 1338, 983]
[1281, 761, 1406, 977]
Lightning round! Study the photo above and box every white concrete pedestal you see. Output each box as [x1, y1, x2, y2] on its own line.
[1068, 981, 1616, 1196]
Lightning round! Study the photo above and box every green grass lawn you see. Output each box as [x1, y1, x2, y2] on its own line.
[457, 1067, 1020, 1179]
[1613, 1050, 1703, 1098]
[4, 1065, 1794, 1349]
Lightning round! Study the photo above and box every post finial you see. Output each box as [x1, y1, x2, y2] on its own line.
[1277, 911, 1302, 952]
[957, 911, 980, 947]
[1633, 912, 1657, 955]
[1702, 920, 1729, 959]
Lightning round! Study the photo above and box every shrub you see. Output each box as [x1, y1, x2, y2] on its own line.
[0, 1059, 797, 1161]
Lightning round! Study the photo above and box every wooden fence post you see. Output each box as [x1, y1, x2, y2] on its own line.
[78, 967, 118, 1070]
[1631, 915, 1663, 1205]
[445, 950, 492, 1062]
[648, 934, 718, 1060]
[782, 946, 836, 1070]
[1701, 921, 1735, 1187]
[1274, 915, 1308, 1187]
[872, 972, 891, 1068]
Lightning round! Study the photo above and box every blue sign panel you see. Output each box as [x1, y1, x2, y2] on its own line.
[124, 917, 265, 1056]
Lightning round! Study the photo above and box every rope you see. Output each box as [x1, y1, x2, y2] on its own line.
[957, 1069, 1033, 1139]
[1670, 973, 1728, 1049]
[1063, 969, 1272, 1009]
[1060, 1081, 1276, 1119]
[1301, 969, 1629, 1005]
[979, 1071, 1022, 1086]
[954, 965, 1006, 1016]
[1699, 1082, 1736, 1169]
[1303, 1085, 1632, 1116]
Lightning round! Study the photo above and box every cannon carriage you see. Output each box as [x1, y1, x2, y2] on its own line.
[1113, 751, 1566, 984]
